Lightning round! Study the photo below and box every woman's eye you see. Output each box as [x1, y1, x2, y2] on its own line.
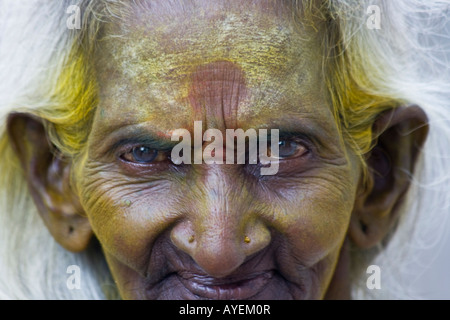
[121, 146, 163, 164]
[277, 140, 308, 159]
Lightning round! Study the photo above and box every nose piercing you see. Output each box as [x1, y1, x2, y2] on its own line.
[188, 235, 195, 243]
[244, 236, 251, 244]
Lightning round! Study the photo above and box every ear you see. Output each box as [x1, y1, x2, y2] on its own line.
[350, 105, 429, 249]
[7, 112, 93, 252]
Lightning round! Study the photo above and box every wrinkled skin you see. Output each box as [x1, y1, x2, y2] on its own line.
[7, 0, 429, 300]
[80, 1, 360, 299]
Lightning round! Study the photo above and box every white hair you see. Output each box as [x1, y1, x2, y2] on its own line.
[0, 0, 449, 299]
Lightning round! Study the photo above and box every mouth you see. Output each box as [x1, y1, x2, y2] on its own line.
[146, 267, 302, 300]
[141, 235, 304, 300]
[176, 270, 275, 300]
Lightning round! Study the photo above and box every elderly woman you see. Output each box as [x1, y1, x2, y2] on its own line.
[0, 0, 449, 300]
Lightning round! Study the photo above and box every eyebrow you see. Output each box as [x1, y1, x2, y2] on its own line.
[99, 125, 180, 157]
[262, 116, 339, 149]
[110, 135, 179, 151]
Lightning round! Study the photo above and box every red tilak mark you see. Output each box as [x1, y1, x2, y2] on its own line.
[188, 60, 247, 130]
[155, 130, 174, 138]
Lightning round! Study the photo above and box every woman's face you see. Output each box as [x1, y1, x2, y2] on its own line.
[75, 0, 361, 299]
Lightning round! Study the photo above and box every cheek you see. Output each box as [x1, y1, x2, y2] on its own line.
[267, 172, 357, 266]
[77, 170, 180, 271]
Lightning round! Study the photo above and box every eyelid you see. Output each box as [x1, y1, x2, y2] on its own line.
[118, 148, 175, 172]
[121, 145, 170, 163]
[122, 144, 172, 153]
[278, 133, 315, 153]
[111, 139, 176, 159]
[120, 144, 172, 157]
[115, 138, 313, 157]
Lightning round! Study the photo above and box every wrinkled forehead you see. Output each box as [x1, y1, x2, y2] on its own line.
[101, 1, 319, 79]
[93, 0, 329, 133]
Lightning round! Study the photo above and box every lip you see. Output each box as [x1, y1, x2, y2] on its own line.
[142, 234, 304, 299]
[177, 270, 275, 300]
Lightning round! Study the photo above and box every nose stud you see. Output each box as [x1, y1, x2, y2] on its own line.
[244, 236, 251, 244]
[188, 235, 195, 243]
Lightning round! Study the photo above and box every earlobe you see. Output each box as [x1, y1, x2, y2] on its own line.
[7, 113, 93, 252]
[350, 105, 429, 249]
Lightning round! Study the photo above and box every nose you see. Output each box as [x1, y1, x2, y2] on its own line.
[170, 166, 271, 278]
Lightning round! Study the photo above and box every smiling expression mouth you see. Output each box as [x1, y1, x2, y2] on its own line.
[131, 234, 318, 300]
[175, 270, 275, 300]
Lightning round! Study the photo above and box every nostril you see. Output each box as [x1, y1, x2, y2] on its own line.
[170, 215, 272, 279]
[170, 220, 197, 253]
[193, 235, 247, 278]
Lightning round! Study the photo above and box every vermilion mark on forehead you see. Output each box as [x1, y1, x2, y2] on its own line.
[188, 60, 248, 129]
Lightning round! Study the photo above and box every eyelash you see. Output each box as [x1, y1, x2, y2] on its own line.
[119, 137, 311, 166]
[120, 146, 171, 164]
